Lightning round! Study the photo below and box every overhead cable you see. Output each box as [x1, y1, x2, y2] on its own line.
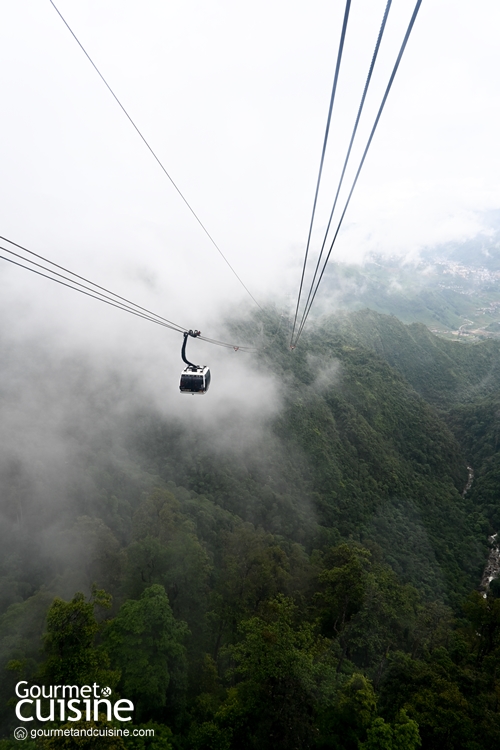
[296, 0, 393, 342]
[48, 0, 262, 311]
[0, 237, 255, 351]
[290, 0, 351, 346]
[0, 235, 185, 332]
[0, 250, 183, 333]
[293, 0, 423, 346]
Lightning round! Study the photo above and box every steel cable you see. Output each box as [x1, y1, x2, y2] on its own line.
[295, 0, 393, 344]
[48, 0, 262, 311]
[0, 251, 183, 333]
[0, 235, 185, 331]
[290, 0, 351, 346]
[0, 238, 255, 351]
[294, 0, 423, 345]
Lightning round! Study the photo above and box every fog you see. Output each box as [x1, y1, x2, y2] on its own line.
[0, 305, 295, 610]
[2, 0, 500, 324]
[0, 0, 498, 623]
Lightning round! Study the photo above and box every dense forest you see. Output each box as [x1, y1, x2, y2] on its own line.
[1, 309, 500, 749]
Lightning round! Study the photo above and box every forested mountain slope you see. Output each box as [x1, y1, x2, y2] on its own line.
[1, 310, 500, 749]
[317, 229, 500, 334]
[319, 309, 500, 533]
[324, 308, 500, 405]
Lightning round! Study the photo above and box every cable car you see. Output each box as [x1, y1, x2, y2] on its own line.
[180, 365, 211, 394]
[179, 330, 211, 395]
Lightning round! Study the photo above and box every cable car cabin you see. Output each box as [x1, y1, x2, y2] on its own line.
[179, 365, 211, 395]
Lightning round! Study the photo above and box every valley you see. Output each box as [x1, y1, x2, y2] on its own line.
[319, 228, 500, 342]
[1, 305, 500, 748]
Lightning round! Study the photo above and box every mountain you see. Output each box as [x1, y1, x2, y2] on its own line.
[1, 309, 500, 748]
[316, 228, 500, 338]
[323, 309, 500, 405]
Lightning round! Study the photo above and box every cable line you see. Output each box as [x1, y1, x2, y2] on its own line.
[293, 0, 423, 346]
[0, 244, 185, 332]
[0, 235, 185, 332]
[48, 0, 262, 311]
[0, 251, 182, 333]
[0, 238, 255, 351]
[296, 0, 392, 343]
[290, 0, 351, 346]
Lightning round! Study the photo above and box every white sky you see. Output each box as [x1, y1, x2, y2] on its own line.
[1, 0, 500, 345]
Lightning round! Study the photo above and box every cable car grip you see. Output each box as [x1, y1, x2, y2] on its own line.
[181, 330, 201, 369]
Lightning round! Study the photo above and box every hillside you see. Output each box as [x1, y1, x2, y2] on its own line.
[1, 310, 500, 749]
[317, 227, 500, 339]
[324, 309, 500, 405]
[320, 309, 500, 534]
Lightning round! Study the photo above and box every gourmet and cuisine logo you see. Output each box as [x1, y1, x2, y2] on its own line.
[14, 682, 134, 723]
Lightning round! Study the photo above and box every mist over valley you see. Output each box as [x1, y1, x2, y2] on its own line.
[2, 286, 500, 747]
[2, 0, 500, 746]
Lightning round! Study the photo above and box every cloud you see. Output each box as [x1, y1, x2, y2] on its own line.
[1, 0, 499, 319]
[306, 353, 342, 393]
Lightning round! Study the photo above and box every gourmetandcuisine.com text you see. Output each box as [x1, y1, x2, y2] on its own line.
[14, 682, 134, 722]
[25, 727, 155, 740]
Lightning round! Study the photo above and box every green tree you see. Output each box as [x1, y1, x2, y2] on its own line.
[41, 588, 118, 688]
[360, 710, 421, 750]
[462, 589, 500, 664]
[340, 564, 421, 673]
[392, 710, 421, 750]
[131, 488, 181, 545]
[378, 652, 475, 750]
[194, 595, 337, 750]
[104, 585, 188, 722]
[314, 545, 370, 639]
[360, 718, 393, 750]
[209, 527, 293, 659]
[333, 674, 377, 749]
